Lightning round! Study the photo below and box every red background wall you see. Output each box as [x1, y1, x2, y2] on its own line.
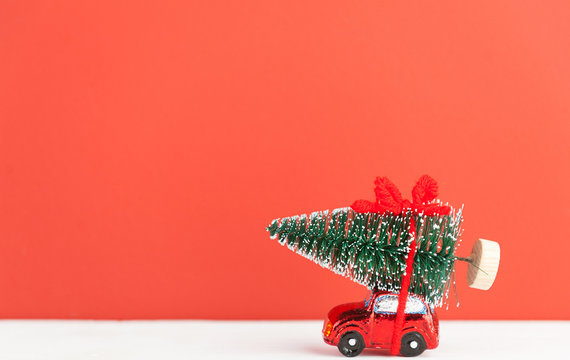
[1, 1, 569, 319]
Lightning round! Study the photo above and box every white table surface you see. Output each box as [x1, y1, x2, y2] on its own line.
[0, 320, 566, 359]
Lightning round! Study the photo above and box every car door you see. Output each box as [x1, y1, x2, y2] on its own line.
[370, 294, 398, 346]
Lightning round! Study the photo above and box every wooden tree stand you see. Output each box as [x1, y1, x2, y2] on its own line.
[467, 239, 501, 290]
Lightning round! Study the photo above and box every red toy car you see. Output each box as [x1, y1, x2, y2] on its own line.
[322, 291, 439, 357]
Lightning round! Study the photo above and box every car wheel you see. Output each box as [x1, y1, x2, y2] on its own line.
[400, 332, 427, 357]
[337, 331, 365, 357]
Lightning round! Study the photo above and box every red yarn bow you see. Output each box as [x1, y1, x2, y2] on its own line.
[351, 175, 451, 216]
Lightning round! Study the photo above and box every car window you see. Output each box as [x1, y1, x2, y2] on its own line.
[404, 296, 427, 314]
[374, 295, 398, 314]
[373, 295, 427, 315]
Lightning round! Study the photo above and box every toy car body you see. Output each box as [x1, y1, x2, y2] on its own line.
[322, 291, 439, 357]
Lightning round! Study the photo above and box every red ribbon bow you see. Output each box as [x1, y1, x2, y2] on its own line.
[351, 175, 451, 216]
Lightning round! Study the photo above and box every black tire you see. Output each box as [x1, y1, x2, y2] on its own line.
[400, 332, 427, 357]
[337, 331, 365, 357]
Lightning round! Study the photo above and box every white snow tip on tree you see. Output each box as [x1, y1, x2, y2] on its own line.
[467, 239, 501, 290]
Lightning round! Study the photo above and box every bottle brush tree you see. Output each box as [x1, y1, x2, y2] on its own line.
[266, 175, 464, 308]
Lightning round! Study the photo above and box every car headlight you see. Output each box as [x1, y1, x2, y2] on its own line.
[324, 321, 332, 337]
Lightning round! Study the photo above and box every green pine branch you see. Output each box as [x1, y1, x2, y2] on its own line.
[267, 207, 463, 307]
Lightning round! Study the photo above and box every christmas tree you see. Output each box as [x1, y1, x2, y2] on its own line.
[266, 176, 463, 307]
